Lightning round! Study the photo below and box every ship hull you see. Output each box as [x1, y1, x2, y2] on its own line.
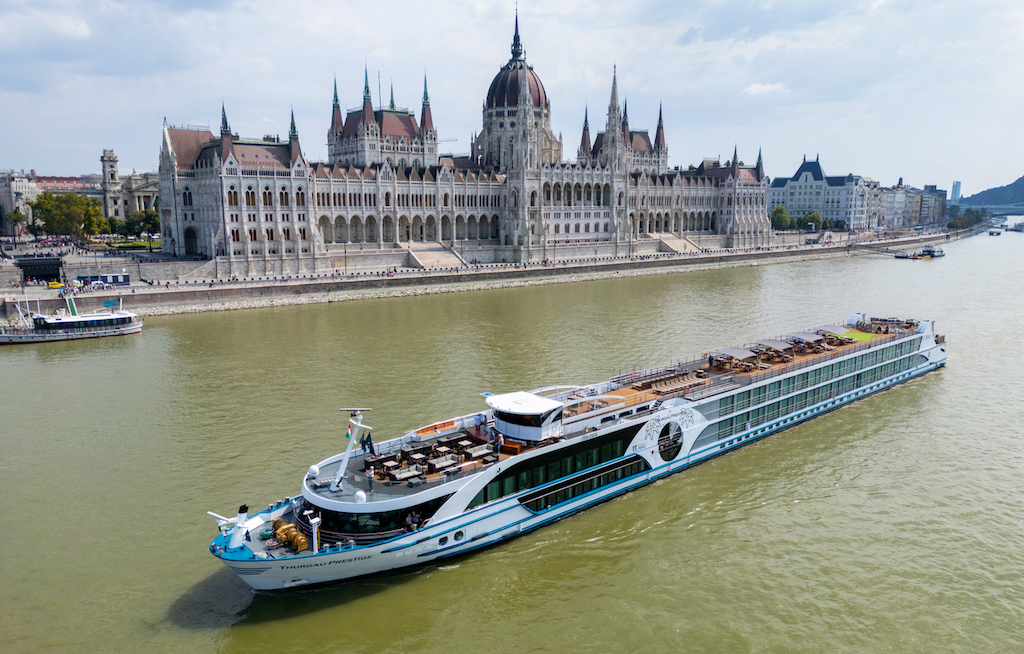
[214, 345, 945, 591]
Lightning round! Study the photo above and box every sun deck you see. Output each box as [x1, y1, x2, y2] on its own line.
[303, 424, 538, 502]
[593, 317, 918, 411]
[304, 317, 918, 503]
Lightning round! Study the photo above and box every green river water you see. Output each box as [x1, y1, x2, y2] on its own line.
[2, 232, 1022, 653]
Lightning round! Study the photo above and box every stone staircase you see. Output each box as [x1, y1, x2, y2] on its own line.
[658, 234, 702, 254]
[407, 242, 467, 270]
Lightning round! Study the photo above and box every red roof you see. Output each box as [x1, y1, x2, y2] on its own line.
[168, 128, 215, 169]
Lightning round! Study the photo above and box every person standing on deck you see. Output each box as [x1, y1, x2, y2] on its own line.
[494, 433, 504, 455]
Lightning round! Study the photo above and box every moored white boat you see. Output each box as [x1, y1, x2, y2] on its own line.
[209, 313, 947, 590]
[0, 296, 142, 345]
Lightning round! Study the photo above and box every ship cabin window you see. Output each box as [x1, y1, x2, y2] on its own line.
[493, 407, 561, 428]
[600, 415, 617, 424]
[691, 351, 926, 449]
[467, 423, 647, 510]
[297, 494, 451, 537]
[619, 410, 632, 418]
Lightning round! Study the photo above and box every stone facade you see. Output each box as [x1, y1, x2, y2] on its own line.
[767, 156, 876, 230]
[158, 18, 771, 278]
[100, 150, 159, 220]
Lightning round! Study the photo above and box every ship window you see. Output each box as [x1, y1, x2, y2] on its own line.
[439, 536, 448, 546]
[454, 531, 464, 542]
[466, 423, 643, 509]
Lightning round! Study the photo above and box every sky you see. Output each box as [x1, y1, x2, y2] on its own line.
[2, 0, 1023, 197]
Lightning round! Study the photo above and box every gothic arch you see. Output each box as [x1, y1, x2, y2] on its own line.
[318, 215, 332, 244]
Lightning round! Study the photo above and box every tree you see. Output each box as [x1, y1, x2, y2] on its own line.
[6, 208, 26, 243]
[803, 211, 823, 232]
[771, 205, 793, 230]
[948, 205, 960, 220]
[27, 191, 104, 237]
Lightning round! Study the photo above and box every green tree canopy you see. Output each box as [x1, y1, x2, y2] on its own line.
[27, 192, 104, 237]
[771, 205, 793, 230]
[803, 211, 823, 232]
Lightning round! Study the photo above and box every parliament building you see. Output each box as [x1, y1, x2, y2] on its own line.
[159, 18, 770, 277]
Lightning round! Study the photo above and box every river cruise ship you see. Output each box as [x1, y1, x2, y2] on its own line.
[209, 313, 947, 590]
[0, 297, 142, 345]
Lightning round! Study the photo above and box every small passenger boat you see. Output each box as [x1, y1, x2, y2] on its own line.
[921, 245, 945, 257]
[0, 296, 142, 345]
[894, 251, 910, 259]
[209, 313, 947, 590]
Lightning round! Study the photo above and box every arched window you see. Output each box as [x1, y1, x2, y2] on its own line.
[296, 189, 306, 207]
[554, 224, 560, 234]
[245, 187, 255, 206]
[263, 187, 272, 205]
[385, 192, 391, 207]
[279, 189, 289, 206]
[228, 186, 238, 206]
[575, 223, 581, 233]
[182, 189, 192, 206]
[530, 191, 536, 207]
[444, 193, 449, 207]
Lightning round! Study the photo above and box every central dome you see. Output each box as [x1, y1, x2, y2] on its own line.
[484, 19, 549, 110]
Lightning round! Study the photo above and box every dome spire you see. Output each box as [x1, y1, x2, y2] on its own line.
[511, 9, 523, 59]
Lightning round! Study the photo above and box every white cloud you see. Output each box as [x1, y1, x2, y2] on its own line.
[743, 82, 788, 95]
[0, 0, 1023, 196]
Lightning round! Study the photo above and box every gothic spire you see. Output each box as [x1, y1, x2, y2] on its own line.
[610, 65, 619, 111]
[419, 74, 434, 132]
[289, 108, 298, 141]
[220, 102, 230, 135]
[580, 106, 592, 155]
[361, 65, 375, 126]
[732, 145, 738, 166]
[622, 98, 630, 142]
[389, 83, 395, 110]
[511, 10, 523, 59]
[330, 77, 344, 134]
[653, 103, 666, 150]
[756, 147, 763, 168]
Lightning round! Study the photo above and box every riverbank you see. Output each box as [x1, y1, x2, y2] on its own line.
[1, 228, 973, 322]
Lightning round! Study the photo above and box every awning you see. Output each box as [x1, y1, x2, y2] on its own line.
[756, 339, 796, 351]
[816, 325, 851, 335]
[486, 391, 562, 415]
[786, 332, 824, 342]
[716, 348, 757, 361]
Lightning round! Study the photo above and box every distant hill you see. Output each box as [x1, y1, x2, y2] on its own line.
[961, 174, 1024, 205]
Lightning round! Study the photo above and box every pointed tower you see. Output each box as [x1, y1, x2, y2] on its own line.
[621, 98, 630, 144]
[653, 104, 666, 150]
[220, 102, 231, 137]
[288, 109, 303, 165]
[330, 77, 344, 135]
[756, 147, 764, 179]
[653, 103, 668, 174]
[578, 107, 592, 161]
[419, 75, 434, 132]
[389, 83, 396, 110]
[219, 103, 234, 162]
[361, 66, 374, 126]
[732, 145, 739, 167]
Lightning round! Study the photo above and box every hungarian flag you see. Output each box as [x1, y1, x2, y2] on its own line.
[347, 423, 355, 440]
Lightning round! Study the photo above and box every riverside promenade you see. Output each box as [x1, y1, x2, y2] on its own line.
[0, 228, 968, 321]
